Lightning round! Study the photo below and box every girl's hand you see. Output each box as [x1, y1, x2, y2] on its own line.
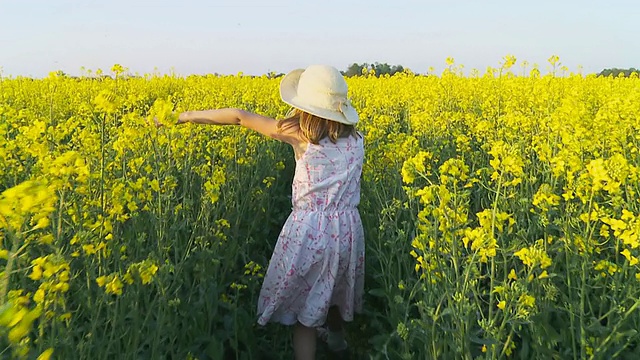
[145, 115, 165, 128]
[153, 113, 184, 127]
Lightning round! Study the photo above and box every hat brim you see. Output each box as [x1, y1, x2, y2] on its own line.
[279, 69, 359, 125]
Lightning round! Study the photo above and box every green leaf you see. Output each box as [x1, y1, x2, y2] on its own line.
[468, 334, 499, 346]
[435, 307, 454, 320]
[368, 288, 387, 298]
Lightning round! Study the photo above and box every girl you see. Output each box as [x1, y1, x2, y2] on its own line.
[171, 65, 365, 360]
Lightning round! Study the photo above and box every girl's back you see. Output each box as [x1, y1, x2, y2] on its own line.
[292, 134, 364, 213]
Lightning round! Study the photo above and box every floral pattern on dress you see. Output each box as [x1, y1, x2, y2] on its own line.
[257, 134, 365, 327]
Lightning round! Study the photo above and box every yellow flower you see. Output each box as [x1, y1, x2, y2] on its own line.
[56, 283, 70, 292]
[96, 276, 108, 287]
[37, 348, 54, 360]
[401, 151, 432, 184]
[34, 216, 50, 229]
[514, 244, 552, 269]
[124, 272, 134, 285]
[33, 289, 45, 304]
[6, 306, 41, 343]
[463, 226, 497, 263]
[518, 294, 536, 308]
[150, 179, 160, 192]
[508, 269, 518, 280]
[29, 265, 43, 281]
[40, 234, 54, 245]
[140, 263, 159, 284]
[82, 244, 96, 255]
[230, 282, 247, 291]
[514, 248, 531, 266]
[502, 55, 517, 69]
[620, 249, 639, 266]
[8, 324, 30, 343]
[532, 184, 561, 213]
[497, 300, 506, 310]
[105, 276, 123, 296]
[243, 260, 262, 276]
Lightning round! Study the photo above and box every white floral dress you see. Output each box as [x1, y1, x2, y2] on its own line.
[257, 134, 365, 327]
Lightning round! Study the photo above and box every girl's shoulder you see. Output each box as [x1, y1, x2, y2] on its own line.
[313, 133, 363, 146]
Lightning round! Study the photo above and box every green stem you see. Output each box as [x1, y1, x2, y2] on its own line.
[100, 114, 106, 240]
[564, 226, 578, 360]
[580, 190, 595, 360]
[56, 190, 64, 241]
[488, 175, 502, 328]
[0, 231, 21, 305]
[593, 297, 640, 358]
[451, 184, 460, 282]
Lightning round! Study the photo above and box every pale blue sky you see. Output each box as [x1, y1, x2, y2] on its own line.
[0, 0, 637, 77]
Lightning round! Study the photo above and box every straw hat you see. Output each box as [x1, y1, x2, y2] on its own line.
[280, 65, 359, 125]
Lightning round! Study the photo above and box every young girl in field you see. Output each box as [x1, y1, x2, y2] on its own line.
[169, 65, 365, 359]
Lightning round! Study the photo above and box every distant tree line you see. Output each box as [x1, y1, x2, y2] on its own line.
[35, 65, 639, 80]
[597, 68, 639, 77]
[342, 62, 408, 77]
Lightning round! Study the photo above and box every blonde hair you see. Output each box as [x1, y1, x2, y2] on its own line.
[277, 108, 359, 145]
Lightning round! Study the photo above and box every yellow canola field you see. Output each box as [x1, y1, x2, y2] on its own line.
[1, 61, 640, 359]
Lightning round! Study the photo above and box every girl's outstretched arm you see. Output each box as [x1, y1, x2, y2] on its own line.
[176, 109, 300, 145]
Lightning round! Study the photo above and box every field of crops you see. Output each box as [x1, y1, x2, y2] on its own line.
[1, 58, 640, 359]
